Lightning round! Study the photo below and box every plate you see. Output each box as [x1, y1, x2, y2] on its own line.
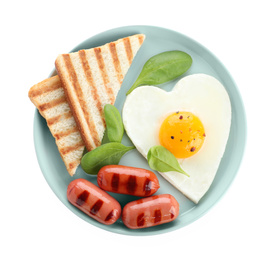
[33, 25, 246, 235]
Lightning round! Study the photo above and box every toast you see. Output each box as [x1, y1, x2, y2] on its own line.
[55, 34, 145, 151]
[29, 34, 145, 176]
[28, 75, 85, 176]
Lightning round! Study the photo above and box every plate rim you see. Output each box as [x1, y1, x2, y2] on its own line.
[33, 25, 247, 236]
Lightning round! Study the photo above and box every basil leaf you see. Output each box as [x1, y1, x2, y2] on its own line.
[147, 145, 189, 177]
[104, 104, 124, 143]
[126, 51, 192, 95]
[100, 129, 109, 145]
[81, 142, 134, 175]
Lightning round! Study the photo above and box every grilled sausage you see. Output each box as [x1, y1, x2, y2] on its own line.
[97, 165, 160, 197]
[122, 194, 179, 229]
[67, 178, 121, 225]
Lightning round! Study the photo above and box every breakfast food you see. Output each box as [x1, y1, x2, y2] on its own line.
[67, 178, 121, 225]
[29, 34, 145, 176]
[97, 165, 160, 196]
[29, 27, 234, 230]
[122, 194, 180, 229]
[55, 34, 145, 152]
[123, 73, 231, 204]
[28, 75, 85, 176]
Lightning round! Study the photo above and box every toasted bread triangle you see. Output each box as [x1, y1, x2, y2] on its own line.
[28, 75, 85, 176]
[55, 34, 145, 152]
[29, 34, 145, 176]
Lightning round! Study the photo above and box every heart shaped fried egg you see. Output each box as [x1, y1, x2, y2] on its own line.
[122, 74, 231, 203]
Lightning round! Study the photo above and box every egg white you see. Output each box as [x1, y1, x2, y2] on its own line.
[122, 74, 231, 203]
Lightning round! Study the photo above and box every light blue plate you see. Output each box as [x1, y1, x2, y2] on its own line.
[33, 25, 246, 236]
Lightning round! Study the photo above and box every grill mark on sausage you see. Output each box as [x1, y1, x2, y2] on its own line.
[67, 186, 74, 197]
[123, 38, 133, 63]
[94, 47, 115, 104]
[127, 175, 137, 194]
[90, 199, 103, 215]
[137, 213, 145, 227]
[105, 210, 114, 222]
[170, 207, 175, 219]
[137, 199, 143, 204]
[154, 209, 162, 224]
[62, 54, 101, 150]
[76, 190, 90, 206]
[38, 96, 67, 111]
[111, 173, 120, 191]
[152, 195, 159, 200]
[79, 50, 105, 125]
[143, 178, 152, 196]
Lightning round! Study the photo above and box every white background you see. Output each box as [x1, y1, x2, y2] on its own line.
[1, 0, 273, 259]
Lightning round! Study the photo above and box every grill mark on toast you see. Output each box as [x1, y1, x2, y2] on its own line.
[138, 35, 145, 45]
[78, 50, 105, 125]
[38, 96, 67, 111]
[109, 43, 123, 84]
[60, 142, 85, 155]
[48, 114, 62, 126]
[123, 38, 133, 63]
[62, 54, 101, 150]
[28, 76, 62, 98]
[54, 125, 80, 140]
[47, 111, 73, 126]
[68, 161, 81, 171]
[94, 48, 115, 104]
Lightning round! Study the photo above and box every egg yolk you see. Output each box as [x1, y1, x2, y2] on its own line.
[159, 111, 206, 159]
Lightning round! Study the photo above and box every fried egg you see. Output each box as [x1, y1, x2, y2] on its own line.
[122, 74, 231, 203]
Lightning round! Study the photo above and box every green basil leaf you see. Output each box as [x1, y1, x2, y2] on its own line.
[126, 51, 192, 95]
[104, 104, 124, 143]
[100, 129, 110, 145]
[147, 145, 189, 177]
[81, 142, 134, 175]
